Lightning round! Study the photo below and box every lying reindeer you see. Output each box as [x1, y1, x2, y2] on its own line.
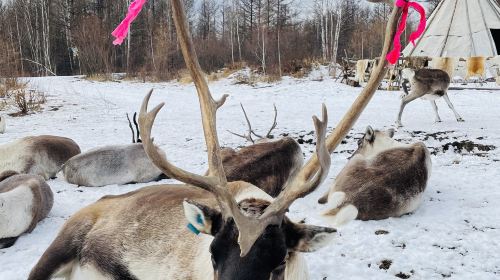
[224, 103, 303, 197]
[318, 126, 431, 224]
[397, 68, 464, 127]
[0, 171, 53, 248]
[62, 114, 166, 187]
[0, 115, 5, 134]
[29, 2, 338, 277]
[0, 135, 81, 179]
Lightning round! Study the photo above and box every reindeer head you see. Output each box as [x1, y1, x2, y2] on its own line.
[352, 126, 396, 159]
[183, 198, 335, 280]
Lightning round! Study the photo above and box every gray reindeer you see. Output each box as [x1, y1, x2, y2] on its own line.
[396, 68, 464, 127]
[62, 113, 166, 187]
[319, 126, 431, 224]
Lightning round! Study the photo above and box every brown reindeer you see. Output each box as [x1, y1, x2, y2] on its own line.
[318, 127, 431, 224]
[28, 0, 406, 279]
[223, 103, 303, 197]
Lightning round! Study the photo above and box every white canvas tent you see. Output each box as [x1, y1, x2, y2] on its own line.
[403, 0, 500, 58]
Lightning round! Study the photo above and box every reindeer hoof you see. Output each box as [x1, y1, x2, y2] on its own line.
[457, 118, 465, 122]
[435, 120, 442, 123]
[395, 121, 403, 128]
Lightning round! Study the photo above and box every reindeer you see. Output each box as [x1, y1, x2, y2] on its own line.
[0, 115, 5, 134]
[0, 171, 54, 248]
[224, 103, 303, 197]
[396, 68, 464, 127]
[62, 114, 165, 187]
[0, 135, 81, 180]
[29, 1, 407, 278]
[318, 126, 431, 224]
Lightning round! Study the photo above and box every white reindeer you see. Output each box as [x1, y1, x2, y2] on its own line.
[0, 135, 81, 179]
[0, 171, 53, 248]
[396, 68, 464, 127]
[318, 126, 431, 224]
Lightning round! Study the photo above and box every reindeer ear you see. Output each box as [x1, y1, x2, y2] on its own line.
[365, 126, 375, 142]
[183, 200, 222, 236]
[283, 219, 337, 253]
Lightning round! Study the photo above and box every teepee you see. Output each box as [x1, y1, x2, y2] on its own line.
[403, 0, 500, 58]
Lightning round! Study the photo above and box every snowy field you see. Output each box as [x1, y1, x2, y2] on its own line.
[0, 72, 499, 279]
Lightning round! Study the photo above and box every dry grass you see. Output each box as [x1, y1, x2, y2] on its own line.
[84, 74, 113, 82]
[12, 88, 46, 115]
[0, 78, 47, 116]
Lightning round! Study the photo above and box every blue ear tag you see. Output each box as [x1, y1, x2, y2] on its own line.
[187, 223, 201, 235]
[196, 213, 204, 225]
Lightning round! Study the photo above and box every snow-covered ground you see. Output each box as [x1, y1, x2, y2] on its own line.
[1, 72, 499, 279]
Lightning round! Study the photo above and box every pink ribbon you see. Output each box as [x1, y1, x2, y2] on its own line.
[111, 0, 147, 45]
[386, 0, 426, 65]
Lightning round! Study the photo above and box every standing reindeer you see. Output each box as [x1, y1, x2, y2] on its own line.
[0, 135, 81, 179]
[0, 115, 5, 134]
[396, 68, 464, 127]
[0, 171, 54, 248]
[318, 126, 431, 224]
[29, 0, 407, 278]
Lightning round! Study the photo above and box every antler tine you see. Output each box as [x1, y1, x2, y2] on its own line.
[133, 112, 142, 143]
[252, 103, 278, 139]
[126, 113, 136, 143]
[227, 103, 255, 143]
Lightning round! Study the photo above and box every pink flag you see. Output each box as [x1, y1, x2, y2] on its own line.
[386, 0, 426, 65]
[111, 0, 147, 45]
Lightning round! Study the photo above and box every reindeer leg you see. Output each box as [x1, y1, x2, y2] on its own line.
[430, 101, 441, 123]
[396, 92, 420, 127]
[443, 93, 464, 122]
